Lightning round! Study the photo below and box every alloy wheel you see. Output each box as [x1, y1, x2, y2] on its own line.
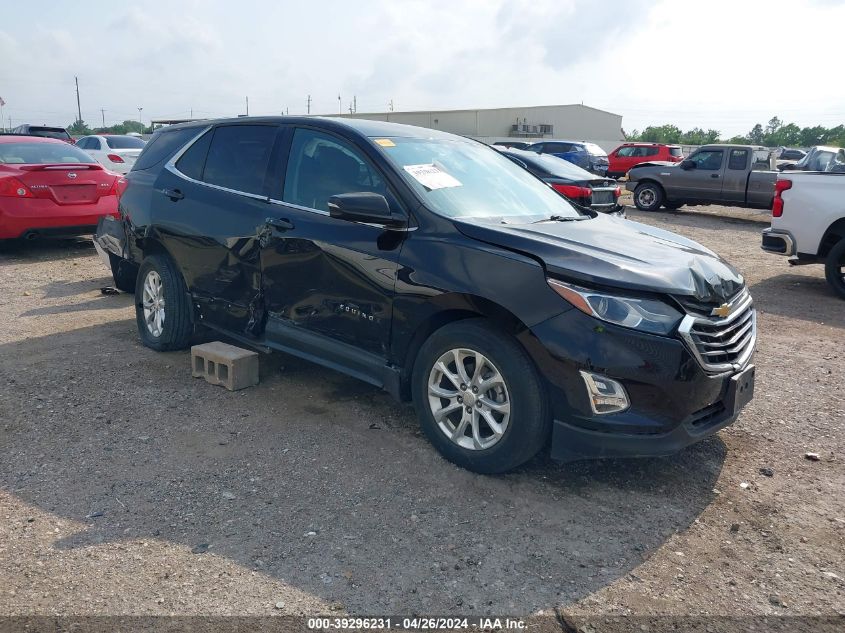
[427, 348, 511, 450]
[142, 270, 166, 337]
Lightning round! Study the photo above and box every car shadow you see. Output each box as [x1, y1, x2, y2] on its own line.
[749, 272, 844, 329]
[0, 318, 726, 615]
[0, 237, 96, 267]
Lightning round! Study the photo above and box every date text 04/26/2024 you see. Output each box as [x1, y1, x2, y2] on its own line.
[307, 617, 526, 630]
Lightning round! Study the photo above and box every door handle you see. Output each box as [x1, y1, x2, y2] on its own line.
[710, 174, 720, 178]
[160, 187, 184, 200]
[266, 217, 295, 231]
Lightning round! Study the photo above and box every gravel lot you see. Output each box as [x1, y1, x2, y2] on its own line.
[0, 205, 843, 624]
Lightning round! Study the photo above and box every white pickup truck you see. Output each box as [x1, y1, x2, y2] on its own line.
[761, 172, 845, 298]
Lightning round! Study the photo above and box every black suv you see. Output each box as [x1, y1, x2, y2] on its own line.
[96, 117, 756, 474]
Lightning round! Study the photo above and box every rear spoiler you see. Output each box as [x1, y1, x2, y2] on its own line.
[18, 163, 104, 171]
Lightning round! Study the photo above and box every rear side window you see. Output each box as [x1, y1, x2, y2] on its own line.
[133, 127, 199, 171]
[545, 143, 574, 153]
[728, 149, 748, 170]
[105, 136, 146, 149]
[643, 147, 659, 157]
[202, 125, 277, 195]
[669, 147, 683, 157]
[175, 130, 213, 181]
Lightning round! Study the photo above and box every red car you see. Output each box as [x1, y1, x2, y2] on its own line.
[0, 135, 120, 240]
[607, 143, 683, 179]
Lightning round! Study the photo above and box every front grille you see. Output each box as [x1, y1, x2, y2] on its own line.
[677, 289, 756, 373]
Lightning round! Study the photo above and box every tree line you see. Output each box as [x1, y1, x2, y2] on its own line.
[67, 118, 150, 136]
[628, 116, 845, 148]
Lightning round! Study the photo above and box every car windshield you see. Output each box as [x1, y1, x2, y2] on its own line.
[27, 127, 71, 141]
[0, 142, 96, 164]
[377, 137, 581, 221]
[584, 143, 606, 156]
[510, 150, 596, 180]
[105, 136, 146, 149]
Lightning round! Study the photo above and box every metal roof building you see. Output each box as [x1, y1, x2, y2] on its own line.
[339, 104, 624, 152]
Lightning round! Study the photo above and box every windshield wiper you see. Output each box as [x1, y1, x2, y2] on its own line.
[531, 215, 587, 223]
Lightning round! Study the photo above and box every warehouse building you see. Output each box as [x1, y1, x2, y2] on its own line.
[340, 104, 624, 151]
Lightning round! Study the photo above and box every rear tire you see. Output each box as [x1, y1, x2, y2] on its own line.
[135, 254, 194, 351]
[633, 182, 664, 211]
[108, 252, 138, 293]
[411, 319, 550, 474]
[824, 239, 845, 299]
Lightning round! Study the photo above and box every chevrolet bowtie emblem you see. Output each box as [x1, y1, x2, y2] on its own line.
[712, 303, 732, 318]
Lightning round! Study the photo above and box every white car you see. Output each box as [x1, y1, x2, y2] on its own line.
[76, 134, 146, 174]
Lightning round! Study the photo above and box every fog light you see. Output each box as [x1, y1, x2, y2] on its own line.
[579, 371, 629, 415]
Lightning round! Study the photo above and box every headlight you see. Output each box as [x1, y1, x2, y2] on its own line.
[547, 279, 682, 335]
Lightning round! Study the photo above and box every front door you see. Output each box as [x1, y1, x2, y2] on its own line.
[260, 127, 406, 362]
[673, 148, 724, 200]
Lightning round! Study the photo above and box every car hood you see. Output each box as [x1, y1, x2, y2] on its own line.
[455, 214, 744, 303]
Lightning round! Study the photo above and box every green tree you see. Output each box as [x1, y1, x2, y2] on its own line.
[67, 119, 92, 135]
[640, 124, 683, 143]
[748, 123, 764, 144]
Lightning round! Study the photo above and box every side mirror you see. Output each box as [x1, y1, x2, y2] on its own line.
[327, 192, 404, 227]
[680, 159, 696, 170]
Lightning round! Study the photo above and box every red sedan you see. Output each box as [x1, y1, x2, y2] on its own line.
[0, 135, 120, 240]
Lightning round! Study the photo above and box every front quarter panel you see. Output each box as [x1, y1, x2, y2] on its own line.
[391, 221, 572, 368]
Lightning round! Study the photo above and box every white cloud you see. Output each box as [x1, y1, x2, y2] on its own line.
[0, 0, 842, 136]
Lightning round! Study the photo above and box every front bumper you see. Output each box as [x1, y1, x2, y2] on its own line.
[519, 308, 753, 462]
[761, 228, 796, 256]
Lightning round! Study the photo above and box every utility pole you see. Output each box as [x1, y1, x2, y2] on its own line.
[101, 109, 105, 127]
[353, 95, 356, 113]
[285, 107, 289, 115]
[338, 94, 341, 114]
[190, 108, 193, 118]
[306, 95, 311, 115]
[74, 76, 82, 123]
[389, 99, 394, 112]
[138, 107, 143, 125]
[245, 96, 249, 116]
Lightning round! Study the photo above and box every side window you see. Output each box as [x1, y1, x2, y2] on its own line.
[728, 149, 748, 170]
[134, 127, 198, 171]
[202, 125, 277, 195]
[689, 150, 723, 170]
[616, 147, 636, 157]
[282, 128, 388, 212]
[175, 130, 213, 181]
[643, 146, 659, 156]
[546, 143, 571, 153]
[76, 138, 89, 149]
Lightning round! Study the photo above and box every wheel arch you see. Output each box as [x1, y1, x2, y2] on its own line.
[396, 294, 534, 401]
[818, 217, 845, 258]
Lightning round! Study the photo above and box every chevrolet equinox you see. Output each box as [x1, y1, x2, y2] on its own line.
[95, 117, 756, 474]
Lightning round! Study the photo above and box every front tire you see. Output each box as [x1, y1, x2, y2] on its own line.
[824, 239, 845, 299]
[663, 201, 684, 210]
[411, 319, 550, 474]
[634, 182, 664, 211]
[135, 254, 194, 350]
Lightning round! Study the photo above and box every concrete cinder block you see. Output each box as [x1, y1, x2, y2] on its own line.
[191, 341, 259, 391]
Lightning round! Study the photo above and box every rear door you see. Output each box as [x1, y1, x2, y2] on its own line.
[721, 148, 750, 203]
[151, 123, 283, 335]
[672, 149, 725, 200]
[260, 126, 406, 362]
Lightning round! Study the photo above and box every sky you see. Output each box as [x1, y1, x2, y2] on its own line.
[1, 0, 843, 136]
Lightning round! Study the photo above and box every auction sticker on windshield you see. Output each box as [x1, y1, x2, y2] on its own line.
[403, 163, 462, 190]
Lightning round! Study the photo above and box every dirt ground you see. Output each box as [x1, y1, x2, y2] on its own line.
[0, 205, 842, 625]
